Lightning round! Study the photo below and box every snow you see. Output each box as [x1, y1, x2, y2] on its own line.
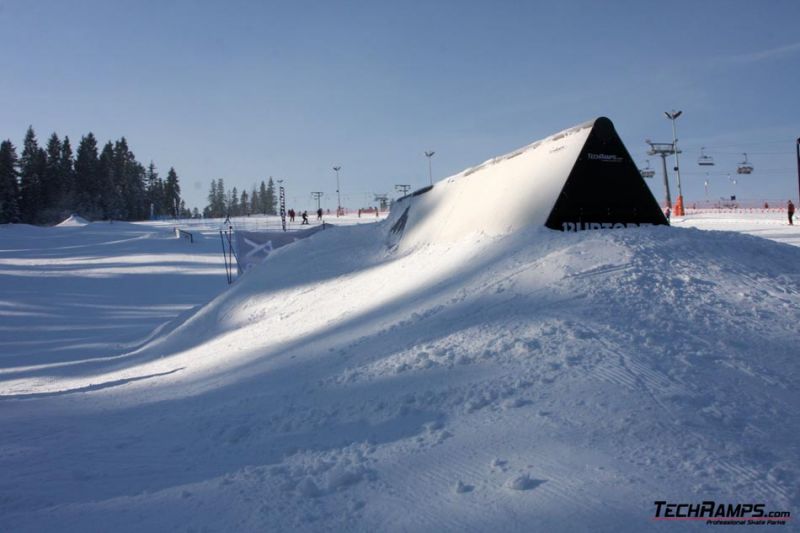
[1, 209, 799, 531]
[674, 210, 800, 247]
[389, 119, 593, 251]
[55, 214, 90, 227]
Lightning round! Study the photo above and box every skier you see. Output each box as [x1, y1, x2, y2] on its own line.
[301, 211, 309, 225]
[664, 206, 671, 223]
[317, 208, 323, 221]
[788, 200, 795, 226]
[288, 209, 295, 222]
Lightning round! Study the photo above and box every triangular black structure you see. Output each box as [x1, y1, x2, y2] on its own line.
[545, 117, 668, 231]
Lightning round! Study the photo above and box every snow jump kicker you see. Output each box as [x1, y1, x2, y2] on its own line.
[386, 117, 667, 250]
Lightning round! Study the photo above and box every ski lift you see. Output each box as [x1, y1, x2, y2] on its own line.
[639, 159, 655, 178]
[697, 147, 714, 166]
[737, 153, 753, 174]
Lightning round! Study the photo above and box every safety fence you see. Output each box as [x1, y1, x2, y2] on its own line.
[684, 207, 790, 215]
[219, 223, 332, 285]
[682, 199, 793, 211]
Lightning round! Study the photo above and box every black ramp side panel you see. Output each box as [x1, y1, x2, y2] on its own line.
[545, 117, 668, 231]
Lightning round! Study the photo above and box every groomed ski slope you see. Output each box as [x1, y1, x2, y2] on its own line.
[1, 214, 798, 532]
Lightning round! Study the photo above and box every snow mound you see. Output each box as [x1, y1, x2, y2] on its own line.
[5, 220, 797, 531]
[56, 214, 90, 227]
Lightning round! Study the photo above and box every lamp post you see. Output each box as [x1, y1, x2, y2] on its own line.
[665, 110, 684, 215]
[395, 184, 411, 196]
[425, 151, 435, 186]
[333, 166, 342, 216]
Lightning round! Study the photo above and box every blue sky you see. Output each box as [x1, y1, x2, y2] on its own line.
[1, 0, 798, 211]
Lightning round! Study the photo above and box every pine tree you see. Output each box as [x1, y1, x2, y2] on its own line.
[240, 190, 249, 216]
[164, 167, 181, 218]
[258, 180, 268, 214]
[19, 126, 47, 223]
[215, 178, 226, 217]
[128, 160, 147, 220]
[206, 178, 228, 218]
[59, 137, 75, 211]
[113, 139, 131, 219]
[206, 179, 218, 218]
[0, 140, 21, 223]
[265, 177, 277, 215]
[42, 133, 62, 217]
[98, 141, 123, 219]
[112, 138, 146, 220]
[146, 162, 160, 219]
[250, 185, 258, 215]
[74, 133, 100, 219]
[229, 186, 239, 216]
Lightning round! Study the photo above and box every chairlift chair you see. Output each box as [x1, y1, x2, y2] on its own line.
[639, 159, 655, 178]
[737, 153, 753, 174]
[697, 147, 714, 166]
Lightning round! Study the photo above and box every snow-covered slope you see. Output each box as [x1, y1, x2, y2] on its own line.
[2, 215, 798, 531]
[387, 120, 592, 251]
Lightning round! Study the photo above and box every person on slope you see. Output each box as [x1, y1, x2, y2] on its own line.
[317, 208, 323, 221]
[288, 209, 295, 222]
[788, 200, 795, 225]
[301, 211, 309, 225]
[664, 206, 671, 223]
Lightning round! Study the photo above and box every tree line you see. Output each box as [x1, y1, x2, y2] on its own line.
[204, 177, 277, 218]
[0, 126, 186, 225]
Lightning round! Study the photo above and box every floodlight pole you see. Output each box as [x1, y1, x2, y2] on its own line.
[665, 110, 684, 215]
[333, 166, 342, 216]
[395, 184, 411, 196]
[425, 151, 435, 186]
